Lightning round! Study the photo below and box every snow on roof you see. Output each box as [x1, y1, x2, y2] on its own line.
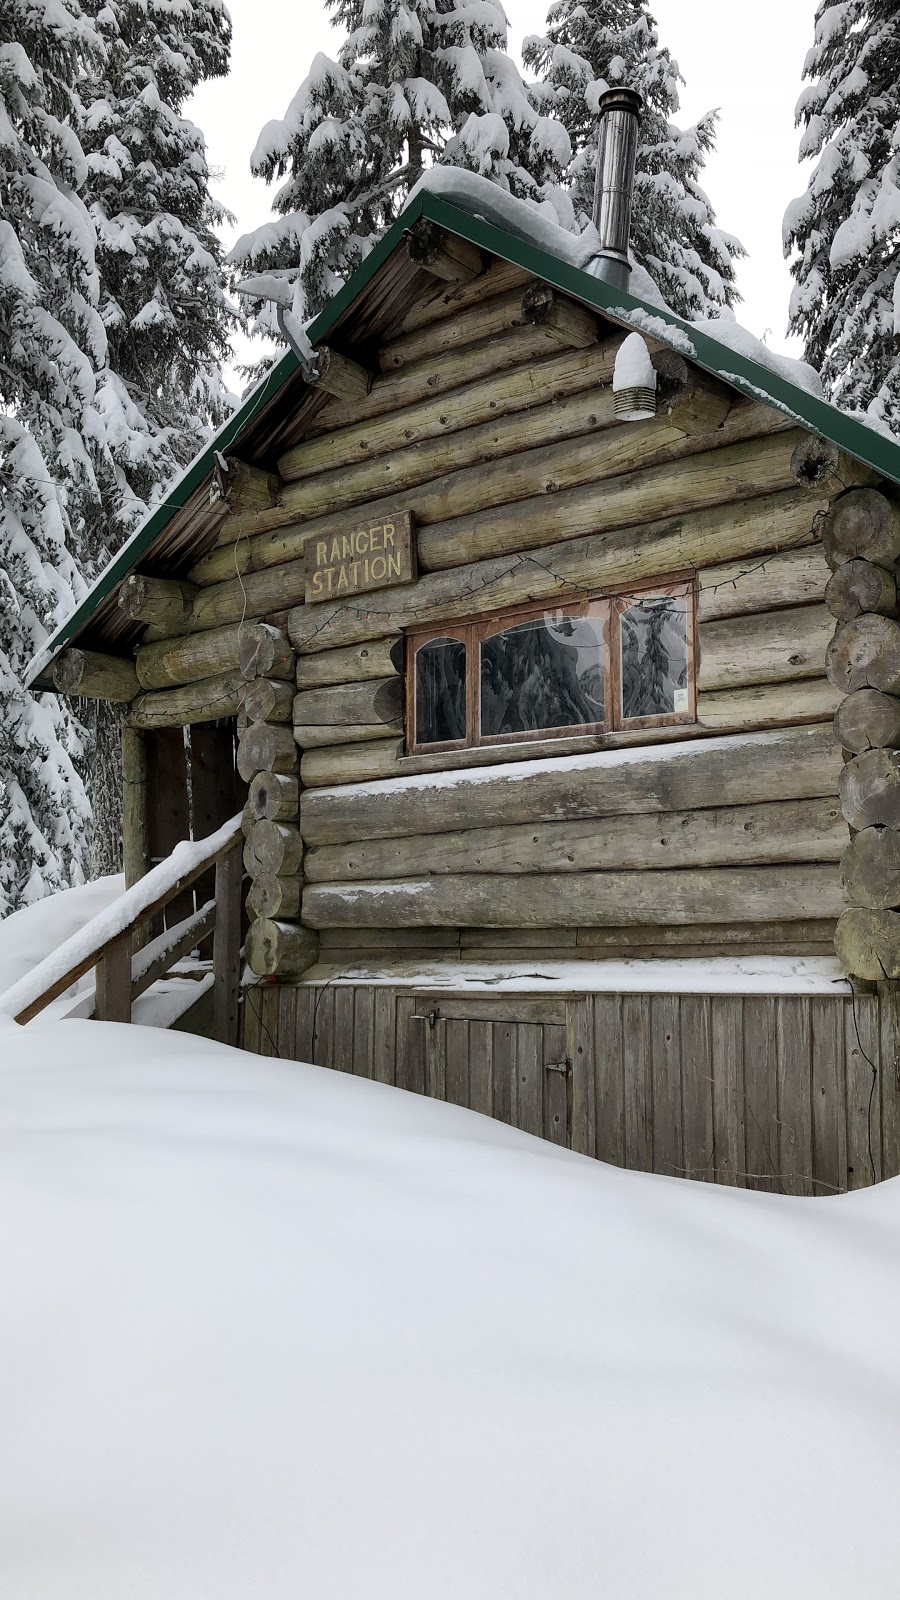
[1, 1020, 898, 1596]
[28, 175, 900, 686]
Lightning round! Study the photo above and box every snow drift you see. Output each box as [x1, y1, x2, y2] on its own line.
[1, 1019, 899, 1598]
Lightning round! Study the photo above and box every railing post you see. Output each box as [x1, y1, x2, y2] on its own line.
[213, 842, 243, 1047]
[95, 934, 133, 1023]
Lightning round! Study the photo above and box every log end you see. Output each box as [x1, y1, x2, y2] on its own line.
[835, 907, 900, 980]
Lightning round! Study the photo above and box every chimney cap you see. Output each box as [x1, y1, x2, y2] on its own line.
[597, 85, 644, 119]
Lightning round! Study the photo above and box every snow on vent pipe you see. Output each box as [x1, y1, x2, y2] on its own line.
[591, 86, 643, 291]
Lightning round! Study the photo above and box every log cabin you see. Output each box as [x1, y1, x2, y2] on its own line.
[27, 91, 900, 1195]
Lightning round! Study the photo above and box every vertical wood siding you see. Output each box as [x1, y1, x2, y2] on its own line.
[243, 984, 900, 1195]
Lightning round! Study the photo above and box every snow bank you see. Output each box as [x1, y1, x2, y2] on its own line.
[0, 874, 123, 1000]
[300, 955, 850, 997]
[1, 1021, 899, 1597]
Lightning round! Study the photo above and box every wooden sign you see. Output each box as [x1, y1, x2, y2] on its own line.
[305, 510, 416, 603]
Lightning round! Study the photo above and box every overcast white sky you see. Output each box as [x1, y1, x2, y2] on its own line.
[189, 0, 815, 358]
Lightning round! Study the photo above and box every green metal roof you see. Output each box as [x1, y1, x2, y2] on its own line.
[28, 184, 900, 689]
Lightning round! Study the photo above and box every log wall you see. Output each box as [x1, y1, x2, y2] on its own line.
[115, 247, 898, 973]
[243, 979, 900, 1196]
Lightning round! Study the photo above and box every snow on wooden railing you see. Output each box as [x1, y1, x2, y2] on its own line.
[0, 816, 244, 1037]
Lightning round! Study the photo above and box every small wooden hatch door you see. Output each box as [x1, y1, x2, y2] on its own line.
[406, 996, 573, 1149]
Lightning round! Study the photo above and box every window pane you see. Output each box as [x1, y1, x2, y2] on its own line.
[480, 610, 606, 738]
[415, 636, 467, 744]
[619, 595, 688, 720]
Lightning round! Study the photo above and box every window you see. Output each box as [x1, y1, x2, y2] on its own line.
[408, 584, 694, 753]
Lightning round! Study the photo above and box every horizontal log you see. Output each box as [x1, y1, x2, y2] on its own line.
[405, 217, 483, 283]
[294, 723, 400, 749]
[52, 648, 138, 703]
[243, 820, 304, 877]
[650, 350, 734, 435]
[304, 794, 847, 882]
[136, 624, 244, 690]
[833, 689, 900, 753]
[380, 285, 537, 371]
[697, 544, 828, 621]
[287, 489, 825, 655]
[301, 863, 843, 929]
[125, 671, 243, 729]
[696, 676, 839, 728]
[403, 258, 529, 333]
[293, 676, 403, 730]
[313, 344, 372, 403]
[213, 503, 293, 547]
[826, 614, 900, 695]
[697, 604, 833, 692]
[245, 919, 318, 978]
[237, 623, 295, 682]
[841, 826, 900, 910]
[839, 748, 900, 830]
[304, 320, 610, 442]
[316, 919, 836, 954]
[821, 488, 900, 568]
[247, 770, 299, 823]
[240, 676, 295, 723]
[834, 908, 900, 980]
[118, 575, 197, 633]
[301, 737, 405, 787]
[414, 431, 812, 573]
[789, 434, 877, 497]
[295, 636, 403, 689]
[213, 456, 279, 514]
[278, 341, 618, 483]
[246, 873, 303, 922]
[824, 559, 896, 621]
[200, 404, 788, 593]
[237, 721, 298, 783]
[300, 723, 841, 844]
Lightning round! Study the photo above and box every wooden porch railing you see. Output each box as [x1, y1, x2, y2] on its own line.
[0, 816, 244, 1041]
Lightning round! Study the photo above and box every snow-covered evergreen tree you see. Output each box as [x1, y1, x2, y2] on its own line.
[523, 0, 743, 319]
[783, 0, 900, 433]
[232, 0, 572, 328]
[79, 0, 237, 568]
[0, 0, 99, 912]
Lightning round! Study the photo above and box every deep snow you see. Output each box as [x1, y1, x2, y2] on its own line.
[1, 1019, 899, 1598]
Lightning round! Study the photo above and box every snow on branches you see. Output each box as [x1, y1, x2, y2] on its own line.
[523, 0, 744, 320]
[784, 0, 900, 436]
[231, 0, 573, 328]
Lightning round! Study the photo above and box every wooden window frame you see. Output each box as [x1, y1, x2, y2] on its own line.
[406, 579, 696, 755]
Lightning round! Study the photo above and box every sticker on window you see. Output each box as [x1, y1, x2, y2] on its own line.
[673, 687, 689, 712]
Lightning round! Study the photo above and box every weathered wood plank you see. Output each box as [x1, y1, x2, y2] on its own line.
[372, 986, 397, 1085]
[594, 994, 623, 1167]
[352, 986, 375, 1079]
[743, 998, 780, 1192]
[845, 993, 880, 1187]
[775, 998, 813, 1196]
[332, 985, 355, 1076]
[711, 997, 745, 1186]
[515, 1024, 543, 1137]
[212, 843, 242, 1047]
[276, 984, 298, 1061]
[491, 1022, 516, 1129]
[651, 995, 682, 1179]
[879, 986, 900, 1180]
[811, 997, 846, 1193]
[95, 936, 132, 1023]
[398, 997, 424, 1094]
[622, 995, 653, 1173]
[681, 996, 714, 1181]
[445, 1018, 469, 1107]
[469, 1020, 493, 1118]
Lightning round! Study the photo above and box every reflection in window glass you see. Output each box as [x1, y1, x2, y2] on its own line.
[415, 636, 467, 744]
[480, 610, 606, 737]
[620, 595, 688, 720]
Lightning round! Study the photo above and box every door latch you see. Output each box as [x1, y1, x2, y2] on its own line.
[544, 1057, 571, 1076]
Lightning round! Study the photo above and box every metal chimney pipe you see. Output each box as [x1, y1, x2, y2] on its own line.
[591, 86, 643, 291]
